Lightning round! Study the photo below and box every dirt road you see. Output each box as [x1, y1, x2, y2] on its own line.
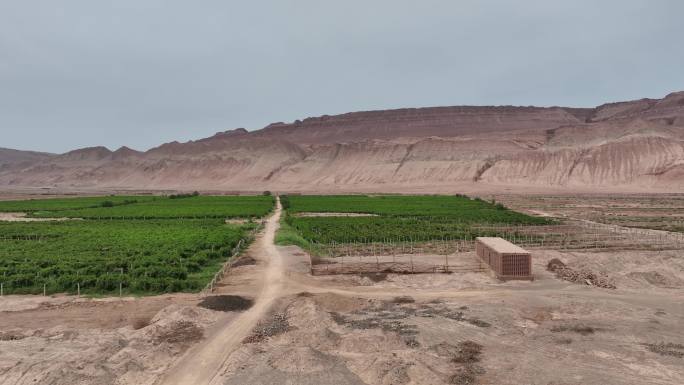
[158, 197, 285, 385]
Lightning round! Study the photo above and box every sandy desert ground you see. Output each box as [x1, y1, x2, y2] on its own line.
[1, 195, 683, 385]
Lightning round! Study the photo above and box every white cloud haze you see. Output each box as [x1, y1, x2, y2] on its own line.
[1, 0, 683, 153]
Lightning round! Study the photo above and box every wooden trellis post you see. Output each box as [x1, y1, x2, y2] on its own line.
[391, 238, 396, 263]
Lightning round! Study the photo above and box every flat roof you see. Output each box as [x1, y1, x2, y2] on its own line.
[476, 237, 530, 254]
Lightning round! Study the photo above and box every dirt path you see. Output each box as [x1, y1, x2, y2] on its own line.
[0, 212, 80, 221]
[158, 197, 285, 385]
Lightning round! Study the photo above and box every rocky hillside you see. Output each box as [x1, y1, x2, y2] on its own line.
[0, 148, 54, 173]
[1, 92, 683, 193]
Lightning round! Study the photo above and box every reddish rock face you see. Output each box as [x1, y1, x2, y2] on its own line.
[1, 92, 683, 192]
[254, 105, 587, 144]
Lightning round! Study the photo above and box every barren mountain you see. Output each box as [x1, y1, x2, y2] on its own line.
[2, 92, 683, 193]
[0, 148, 55, 174]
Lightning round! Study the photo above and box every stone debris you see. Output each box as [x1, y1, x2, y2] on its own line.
[243, 313, 290, 344]
[152, 320, 203, 345]
[644, 342, 684, 358]
[547, 258, 616, 289]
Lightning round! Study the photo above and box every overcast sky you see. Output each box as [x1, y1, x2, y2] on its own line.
[1, 1, 683, 153]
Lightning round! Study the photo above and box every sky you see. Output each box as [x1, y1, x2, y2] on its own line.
[1, 1, 683, 154]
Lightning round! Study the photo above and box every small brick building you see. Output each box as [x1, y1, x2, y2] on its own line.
[476, 237, 532, 281]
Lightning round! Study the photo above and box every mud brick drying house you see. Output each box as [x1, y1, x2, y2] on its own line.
[476, 237, 532, 281]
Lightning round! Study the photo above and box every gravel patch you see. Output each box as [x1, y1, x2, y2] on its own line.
[198, 295, 254, 312]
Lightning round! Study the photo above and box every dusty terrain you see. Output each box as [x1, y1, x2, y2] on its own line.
[1, 195, 683, 385]
[1, 91, 684, 193]
[495, 194, 684, 232]
[0, 212, 80, 222]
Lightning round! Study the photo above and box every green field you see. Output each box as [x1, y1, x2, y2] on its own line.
[0, 195, 157, 212]
[26, 195, 274, 219]
[283, 194, 535, 218]
[0, 195, 274, 295]
[280, 194, 551, 246]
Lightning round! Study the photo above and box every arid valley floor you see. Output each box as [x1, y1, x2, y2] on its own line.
[3, 3, 684, 384]
[1, 193, 682, 385]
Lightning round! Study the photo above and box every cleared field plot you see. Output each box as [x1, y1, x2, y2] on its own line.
[496, 194, 684, 233]
[311, 252, 487, 275]
[0, 195, 274, 295]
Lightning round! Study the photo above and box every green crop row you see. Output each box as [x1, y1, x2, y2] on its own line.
[0, 219, 254, 295]
[23, 195, 275, 219]
[280, 194, 552, 246]
[0, 195, 157, 212]
[284, 216, 519, 243]
[0, 195, 275, 295]
[283, 194, 546, 221]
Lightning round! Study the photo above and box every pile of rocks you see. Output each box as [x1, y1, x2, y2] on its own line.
[243, 312, 290, 344]
[547, 258, 616, 289]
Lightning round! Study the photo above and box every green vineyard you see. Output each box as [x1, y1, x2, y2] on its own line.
[26, 195, 274, 219]
[281, 194, 551, 244]
[0, 195, 274, 295]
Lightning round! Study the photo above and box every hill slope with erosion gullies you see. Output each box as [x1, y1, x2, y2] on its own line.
[1, 92, 683, 192]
